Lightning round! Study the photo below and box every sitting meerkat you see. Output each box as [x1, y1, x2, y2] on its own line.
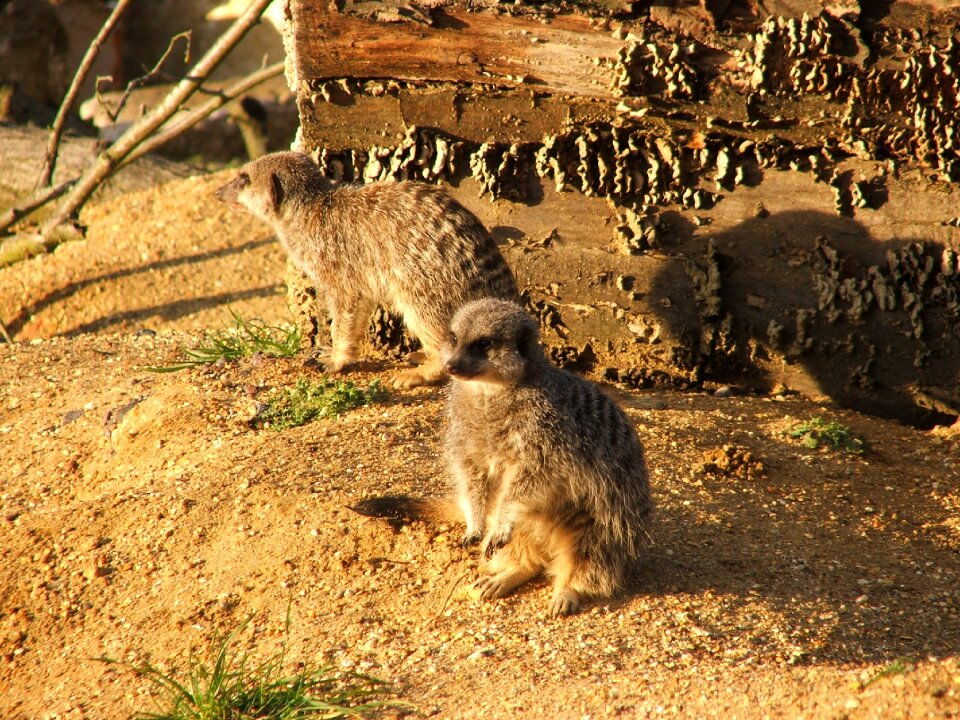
[354, 299, 653, 616]
[215, 151, 518, 388]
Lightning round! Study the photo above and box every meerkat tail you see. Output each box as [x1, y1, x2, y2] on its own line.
[348, 495, 460, 524]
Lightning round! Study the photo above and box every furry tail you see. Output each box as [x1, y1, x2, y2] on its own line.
[348, 495, 461, 524]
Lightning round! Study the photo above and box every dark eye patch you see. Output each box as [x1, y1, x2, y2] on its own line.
[469, 337, 494, 354]
[238, 172, 250, 186]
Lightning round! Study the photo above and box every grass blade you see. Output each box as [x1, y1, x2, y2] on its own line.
[145, 309, 301, 373]
[94, 615, 404, 719]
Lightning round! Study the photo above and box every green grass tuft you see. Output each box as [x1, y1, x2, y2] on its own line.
[788, 416, 869, 454]
[861, 656, 916, 688]
[147, 309, 301, 373]
[254, 378, 386, 430]
[95, 616, 404, 719]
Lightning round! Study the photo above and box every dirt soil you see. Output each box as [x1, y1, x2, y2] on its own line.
[2, 170, 960, 719]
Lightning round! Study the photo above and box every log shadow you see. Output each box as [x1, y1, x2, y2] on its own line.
[617, 393, 960, 665]
[3, 238, 276, 338]
[647, 209, 960, 427]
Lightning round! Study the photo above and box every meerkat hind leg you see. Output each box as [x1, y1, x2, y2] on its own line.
[328, 320, 360, 373]
[545, 520, 591, 617]
[548, 557, 583, 617]
[550, 589, 582, 617]
[328, 298, 372, 373]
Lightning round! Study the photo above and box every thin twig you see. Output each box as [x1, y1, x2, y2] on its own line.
[36, 0, 134, 188]
[0, 178, 77, 236]
[124, 61, 284, 165]
[42, 0, 273, 237]
[2, 61, 281, 240]
[422, 568, 473, 630]
[97, 31, 192, 124]
[0, 319, 12, 344]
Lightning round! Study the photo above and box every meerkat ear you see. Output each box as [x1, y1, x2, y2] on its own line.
[516, 324, 536, 357]
[269, 172, 285, 212]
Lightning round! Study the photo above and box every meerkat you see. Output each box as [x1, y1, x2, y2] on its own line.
[354, 299, 653, 616]
[215, 151, 518, 388]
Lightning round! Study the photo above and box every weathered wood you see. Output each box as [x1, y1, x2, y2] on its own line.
[292, 4, 622, 98]
[293, 0, 960, 99]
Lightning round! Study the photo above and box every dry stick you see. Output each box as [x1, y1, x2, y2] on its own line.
[124, 61, 284, 165]
[422, 567, 473, 630]
[0, 61, 281, 242]
[0, 178, 76, 236]
[41, 0, 273, 237]
[94, 30, 192, 126]
[36, 0, 134, 189]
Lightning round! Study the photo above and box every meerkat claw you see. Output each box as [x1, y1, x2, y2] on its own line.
[473, 575, 511, 600]
[550, 590, 581, 617]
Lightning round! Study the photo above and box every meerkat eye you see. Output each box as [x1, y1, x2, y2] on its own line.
[469, 337, 494, 354]
[448, 332, 458, 345]
[237, 172, 250, 187]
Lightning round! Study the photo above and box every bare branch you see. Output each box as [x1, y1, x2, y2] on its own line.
[1, 60, 281, 240]
[42, 0, 273, 236]
[36, 0, 134, 189]
[0, 178, 77, 236]
[93, 75, 115, 121]
[101, 30, 192, 124]
[124, 61, 284, 165]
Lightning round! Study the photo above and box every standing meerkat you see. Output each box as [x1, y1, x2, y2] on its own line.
[354, 299, 653, 616]
[215, 151, 518, 388]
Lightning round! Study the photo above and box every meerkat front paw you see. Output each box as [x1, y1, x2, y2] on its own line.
[472, 574, 513, 600]
[461, 530, 482, 548]
[392, 366, 446, 389]
[550, 589, 582, 617]
[481, 523, 513, 558]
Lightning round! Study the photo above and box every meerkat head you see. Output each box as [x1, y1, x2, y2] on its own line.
[215, 151, 329, 222]
[443, 299, 543, 387]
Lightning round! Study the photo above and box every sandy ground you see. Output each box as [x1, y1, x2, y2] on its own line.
[2, 170, 960, 719]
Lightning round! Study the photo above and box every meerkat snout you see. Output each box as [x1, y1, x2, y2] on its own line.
[443, 336, 492, 380]
[443, 299, 538, 384]
[215, 167, 287, 217]
[214, 170, 250, 211]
